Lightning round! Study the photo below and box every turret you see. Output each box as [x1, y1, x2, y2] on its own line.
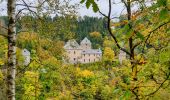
[80, 37, 91, 50]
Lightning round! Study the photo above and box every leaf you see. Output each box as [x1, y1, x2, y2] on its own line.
[0, 60, 4, 65]
[167, 29, 170, 34]
[124, 24, 130, 31]
[81, 0, 99, 12]
[86, 0, 91, 9]
[119, 95, 124, 100]
[157, 0, 167, 6]
[159, 9, 168, 20]
[92, 2, 99, 12]
[126, 29, 133, 38]
[136, 32, 144, 40]
[113, 88, 121, 94]
[80, 0, 85, 3]
[121, 24, 134, 39]
[124, 90, 131, 99]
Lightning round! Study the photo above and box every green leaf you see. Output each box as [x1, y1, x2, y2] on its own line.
[126, 29, 133, 38]
[167, 29, 170, 34]
[113, 88, 121, 94]
[86, 0, 91, 9]
[80, 0, 85, 3]
[122, 24, 134, 39]
[124, 24, 130, 31]
[136, 32, 144, 40]
[92, 2, 99, 12]
[157, 0, 167, 6]
[159, 9, 168, 19]
[119, 95, 124, 100]
[124, 90, 131, 99]
[80, 0, 99, 12]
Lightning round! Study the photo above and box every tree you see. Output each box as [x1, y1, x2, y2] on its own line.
[80, 0, 170, 99]
[6, 0, 16, 99]
[103, 47, 115, 66]
[0, 0, 78, 99]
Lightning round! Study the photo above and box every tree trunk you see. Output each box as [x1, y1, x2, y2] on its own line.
[126, 0, 139, 99]
[7, 0, 16, 100]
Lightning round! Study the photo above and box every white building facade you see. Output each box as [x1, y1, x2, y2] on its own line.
[64, 37, 102, 64]
[118, 50, 126, 64]
[22, 49, 30, 66]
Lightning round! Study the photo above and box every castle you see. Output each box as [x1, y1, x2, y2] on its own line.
[64, 37, 102, 64]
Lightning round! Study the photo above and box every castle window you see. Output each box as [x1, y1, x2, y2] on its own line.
[89, 59, 90, 62]
[74, 51, 76, 54]
[89, 54, 90, 56]
[94, 59, 95, 62]
[84, 59, 85, 62]
[74, 58, 76, 61]
[84, 54, 85, 57]
[94, 54, 95, 56]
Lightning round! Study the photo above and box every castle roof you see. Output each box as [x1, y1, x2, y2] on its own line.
[64, 39, 81, 49]
[22, 49, 30, 56]
[82, 49, 102, 54]
[80, 37, 91, 44]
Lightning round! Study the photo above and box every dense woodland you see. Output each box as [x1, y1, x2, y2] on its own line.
[0, 0, 170, 100]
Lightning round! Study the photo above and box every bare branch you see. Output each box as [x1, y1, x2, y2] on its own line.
[98, 10, 108, 18]
[131, 20, 170, 52]
[0, 24, 8, 30]
[18, 0, 47, 19]
[146, 73, 170, 96]
[121, 0, 128, 8]
[0, 33, 8, 38]
[141, 20, 170, 52]
[15, 8, 28, 20]
[0, 24, 8, 38]
[105, 0, 131, 55]
[16, 4, 38, 8]
[16, 59, 42, 76]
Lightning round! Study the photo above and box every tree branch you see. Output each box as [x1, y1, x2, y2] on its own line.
[0, 25, 8, 38]
[98, 10, 108, 18]
[16, 59, 43, 76]
[145, 72, 170, 96]
[142, 20, 170, 52]
[16, 4, 38, 8]
[15, 8, 28, 20]
[131, 20, 170, 52]
[0, 24, 8, 30]
[106, 0, 131, 55]
[0, 33, 8, 38]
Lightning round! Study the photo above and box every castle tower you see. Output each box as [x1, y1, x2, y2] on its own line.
[64, 39, 82, 64]
[22, 49, 30, 66]
[118, 50, 126, 64]
[80, 37, 92, 50]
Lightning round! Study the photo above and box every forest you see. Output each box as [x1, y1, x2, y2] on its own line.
[0, 0, 170, 100]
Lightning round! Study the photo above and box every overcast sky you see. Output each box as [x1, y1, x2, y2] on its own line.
[0, 0, 126, 17]
[77, 0, 125, 17]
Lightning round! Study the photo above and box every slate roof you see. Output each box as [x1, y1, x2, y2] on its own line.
[22, 49, 30, 56]
[80, 37, 91, 44]
[82, 49, 102, 54]
[64, 39, 81, 49]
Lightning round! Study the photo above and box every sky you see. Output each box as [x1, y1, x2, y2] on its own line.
[0, 0, 126, 17]
[77, 0, 125, 17]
